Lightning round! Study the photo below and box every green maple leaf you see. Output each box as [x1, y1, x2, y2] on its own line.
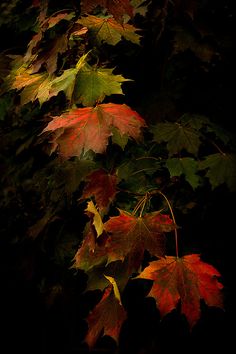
[199, 153, 236, 191]
[166, 157, 201, 189]
[152, 122, 201, 156]
[77, 15, 141, 46]
[74, 63, 131, 106]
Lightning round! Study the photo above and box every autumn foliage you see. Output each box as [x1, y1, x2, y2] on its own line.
[0, 0, 234, 352]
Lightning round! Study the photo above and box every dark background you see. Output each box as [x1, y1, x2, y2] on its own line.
[0, 1, 235, 353]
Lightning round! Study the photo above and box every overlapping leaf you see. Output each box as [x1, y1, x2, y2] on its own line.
[85, 200, 104, 237]
[74, 63, 130, 106]
[77, 15, 141, 46]
[82, 169, 118, 210]
[137, 254, 223, 327]
[42, 103, 146, 158]
[72, 227, 107, 271]
[85, 278, 127, 349]
[199, 153, 236, 191]
[81, 0, 134, 22]
[104, 210, 175, 264]
[166, 157, 201, 189]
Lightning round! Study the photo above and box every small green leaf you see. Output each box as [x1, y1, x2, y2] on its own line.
[166, 157, 201, 189]
[199, 153, 236, 191]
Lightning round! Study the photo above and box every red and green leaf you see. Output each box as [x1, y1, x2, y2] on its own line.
[104, 210, 175, 264]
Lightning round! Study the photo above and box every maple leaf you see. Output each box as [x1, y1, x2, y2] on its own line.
[81, 0, 134, 22]
[42, 103, 146, 159]
[199, 153, 236, 191]
[152, 122, 201, 156]
[11, 71, 52, 105]
[137, 254, 223, 328]
[74, 63, 131, 106]
[77, 15, 141, 46]
[104, 210, 175, 264]
[85, 278, 127, 349]
[82, 169, 117, 210]
[85, 200, 104, 237]
[30, 34, 69, 74]
[166, 157, 201, 189]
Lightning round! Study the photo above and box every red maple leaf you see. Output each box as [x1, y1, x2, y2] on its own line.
[137, 254, 224, 327]
[82, 169, 118, 210]
[85, 282, 127, 348]
[81, 0, 134, 22]
[42, 103, 146, 159]
[104, 210, 175, 264]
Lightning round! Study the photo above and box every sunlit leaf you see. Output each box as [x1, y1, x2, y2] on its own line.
[42, 103, 146, 159]
[77, 15, 141, 46]
[74, 63, 131, 106]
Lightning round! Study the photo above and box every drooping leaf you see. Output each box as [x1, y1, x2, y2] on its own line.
[42, 103, 146, 159]
[77, 15, 141, 46]
[85, 200, 104, 237]
[82, 169, 118, 210]
[49, 53, 89, 101]
[104, 210, 175, 264]
[152, 122, 201, 156]
[137, 254, 223, 327]
[72, 226, 107, 271]
[85, 280, 127, 349]
[199, 153, 236, 191]
[74, 63, 131, 106]
[11, 71, 52, 105]
[81, 0, 134, 22]
[166, 157, 201, 189]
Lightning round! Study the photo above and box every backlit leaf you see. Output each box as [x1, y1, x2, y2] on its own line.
[74, 63, 131, 106]
[137, 254, 223, 327]
[85, 200, 104, 237]
[42, 103, 146, 159]
[77, 15, 141, 46]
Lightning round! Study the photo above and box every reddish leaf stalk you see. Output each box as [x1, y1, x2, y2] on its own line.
[157, 191, 179, 258]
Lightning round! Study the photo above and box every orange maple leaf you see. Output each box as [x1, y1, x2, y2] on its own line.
[137, 254, 224, 327]
[42, 103, 146, 159]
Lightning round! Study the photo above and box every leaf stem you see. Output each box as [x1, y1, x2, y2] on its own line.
[157, 191, 179, 258]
